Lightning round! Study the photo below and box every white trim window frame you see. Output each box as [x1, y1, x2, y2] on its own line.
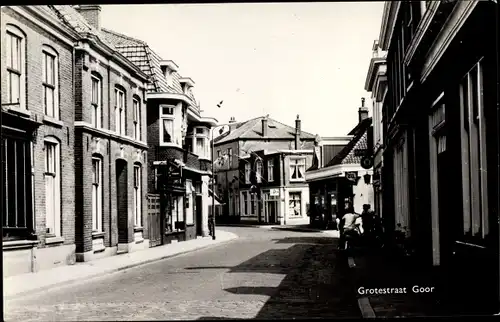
[133, 97, 141, 141]
[44, 138, 61, 237]
[193, 127, 209, 159]
[242, 191, 248, 215]
[160, 105, 175, 145]
[115, 87, 126, 136]
[256, 160, 263, 183]
[245, 163, 251, 184]
[42, 46, 59, 119]
[290, 157, 306, 182]
[459, 59, 489, 240]
[267, 159, 274, 182]
[289, 191, 302, 217]
[5, 25, 26, 109]
[91, 75, 101, 128]
[133, 164, 142, 228]
[92, 157, 103, 232]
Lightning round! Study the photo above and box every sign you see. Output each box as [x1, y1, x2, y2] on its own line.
[270, 188, 279, 196]
[345, 171, 358, 182]
[361, 156, 374, 169]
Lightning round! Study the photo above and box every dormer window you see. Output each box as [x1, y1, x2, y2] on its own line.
[159, 60, 178, 88]
[179, 77, 195, 95]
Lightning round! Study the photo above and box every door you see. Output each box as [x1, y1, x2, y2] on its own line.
[116, 159, 129, 245]
[437, 148, 452, 267]
[196, 195, 203, 236]
[148, 194, 162, 247]
[268, 201, 277, 224]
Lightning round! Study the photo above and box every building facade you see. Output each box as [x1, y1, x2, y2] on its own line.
[378, 0, 498, 313]
[2, 6, 79, 276]
[364, 40, 387, 220]
[237, 149, 314, 226]
[306, 101, 374, 226]
[101, 28, 218, 246]
[213, 115, 317, 224]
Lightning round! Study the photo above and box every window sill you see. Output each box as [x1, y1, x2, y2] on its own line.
[43, 116, 64, 128]
[7, 105, 31, 118]
[92, 231, 105, 238]
[290, 179, 306, 182]
[45, 236, 65, 245]
[3, 239, 39, 250]
[159, 142, 182, 148]
[134, 227, 144, 232]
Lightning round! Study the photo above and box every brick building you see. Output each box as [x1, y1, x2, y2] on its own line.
[213, 115, 317, 224]
[57, 5, 150, 261]
[377, 0, 498, 314]
[101, 28, 218, 246]
[1, 6, 78, 276]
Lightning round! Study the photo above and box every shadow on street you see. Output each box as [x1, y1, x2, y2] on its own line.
[187, 235, 361, 319]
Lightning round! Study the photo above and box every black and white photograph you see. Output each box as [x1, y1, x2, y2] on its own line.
[1, 1, 499, 320]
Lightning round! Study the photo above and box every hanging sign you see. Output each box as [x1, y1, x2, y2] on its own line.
[361, 156, 374, 169]
[345, 171, 358, 182]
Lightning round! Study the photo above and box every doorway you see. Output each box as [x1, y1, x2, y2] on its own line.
[116, 159, 129, 245]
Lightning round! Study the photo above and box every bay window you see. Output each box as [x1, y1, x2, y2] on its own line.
[290, 158, 306, 181]
[160, 105, 175, 144]
[115, 87, 126, 135]
[43, 47, 59, 119]
[5, 25, 25, 108]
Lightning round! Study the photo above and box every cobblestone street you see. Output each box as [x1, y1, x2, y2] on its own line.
[4, 227, 360, 321]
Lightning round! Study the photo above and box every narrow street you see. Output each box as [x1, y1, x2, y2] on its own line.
[4, 227, 360, 321]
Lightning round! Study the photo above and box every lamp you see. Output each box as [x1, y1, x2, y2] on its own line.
[364, 172, 371, 184]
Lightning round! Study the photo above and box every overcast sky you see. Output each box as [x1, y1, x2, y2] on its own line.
[101, 2, 384, 137]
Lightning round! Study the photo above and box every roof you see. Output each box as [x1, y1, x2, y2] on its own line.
[324, 117, 372, 167]
[101, 28, 196, 104]
[214, 116, 317, 145]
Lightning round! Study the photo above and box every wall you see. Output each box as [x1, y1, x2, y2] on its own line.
[2, 8, 77, 274]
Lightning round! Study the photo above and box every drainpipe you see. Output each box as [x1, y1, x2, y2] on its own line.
[281, 153, 286, 225]
[108, 63, 113, 247]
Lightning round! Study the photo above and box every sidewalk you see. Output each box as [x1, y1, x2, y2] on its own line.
[4, 230, 238, 299]
[349, 250, 451, 318]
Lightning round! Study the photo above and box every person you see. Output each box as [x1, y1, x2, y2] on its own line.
[360, 204, 376, 237]
[338, 204, 360, 250]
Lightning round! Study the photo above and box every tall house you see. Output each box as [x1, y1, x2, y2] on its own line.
[102, 28, 218, 245]
[1, 6, 78, 276]
[378, 0, 498, 313]
[213, 115, 317, 224]
[364, 39, 387, 221]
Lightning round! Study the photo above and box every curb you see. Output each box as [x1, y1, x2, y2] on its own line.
[348, 255, 377, 318]
[5, 234, 238, 300]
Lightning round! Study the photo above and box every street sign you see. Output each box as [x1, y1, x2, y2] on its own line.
[270, 188, 279, 196]
[345, 171, 358, 182]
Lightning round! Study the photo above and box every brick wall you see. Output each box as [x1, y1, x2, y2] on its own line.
[2, 8, 76, 248]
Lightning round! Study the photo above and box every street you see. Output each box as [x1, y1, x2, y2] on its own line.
[4, 227, 360, 321]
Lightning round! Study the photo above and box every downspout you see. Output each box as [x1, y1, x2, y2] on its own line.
[281, 153, 286, 225]
[108, 63, 113, 247]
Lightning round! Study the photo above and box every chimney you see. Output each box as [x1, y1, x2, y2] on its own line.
[295, 114, 301, 150]
[74, 5, 102, 31]
[358, 97, 369, 123]
[262, 115, 268, 137]
[229, 117, 236, 124]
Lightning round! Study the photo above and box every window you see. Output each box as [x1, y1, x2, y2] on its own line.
[459, 60, 489, 240]
[115, 88, 126, 135]
[250, 193, 256, 214]
[134, 164, 142, 227]
[43, 47, 58, 119]
[256, 160, 263, 183]
[228, 148, 233, 168]
[267, 159, 274, 182]
[242, 191, 248, 215]
[217, 150, 221, 158]
[290, 158, 306, 181]
[92, 157, 102, 232]
[133, 97, 141, 141]
[91, 75, 101, 128]
[2, 133, 33, 240]
[5, 25, 25, 108]
[44, 138, 60, 236]
[160, 105, 175, 144]
[186, 180, 194, 225]
[289, 192, 302, 217]
[245, 163, 251, 183]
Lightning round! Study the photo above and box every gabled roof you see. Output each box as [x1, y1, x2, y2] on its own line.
[214, 116, 316, 145]
[325, 117, 372, 167]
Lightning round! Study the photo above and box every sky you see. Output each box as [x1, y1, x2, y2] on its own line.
[101, 2, 384, 137]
